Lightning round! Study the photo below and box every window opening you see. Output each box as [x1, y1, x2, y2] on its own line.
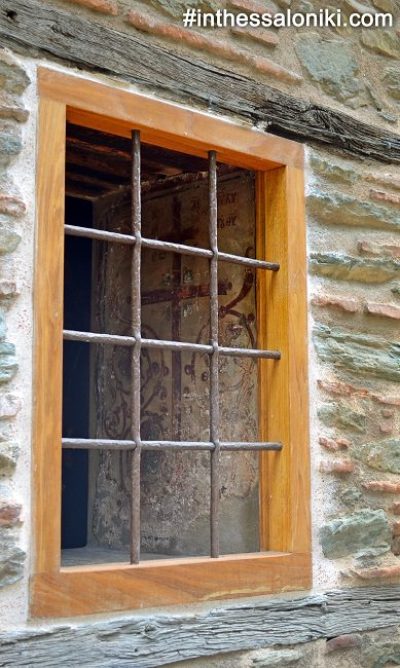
[61, 125, 281, 567]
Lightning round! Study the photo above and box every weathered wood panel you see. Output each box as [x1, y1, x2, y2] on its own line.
[1, 0, 400, 164]
[2, 586, 400, 666]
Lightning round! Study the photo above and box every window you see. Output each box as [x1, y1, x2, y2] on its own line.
[33, 68, 311, 618]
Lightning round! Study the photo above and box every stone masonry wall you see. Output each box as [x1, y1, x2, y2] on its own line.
[0, 0, 400, 664]
[41, 0, 400, 132]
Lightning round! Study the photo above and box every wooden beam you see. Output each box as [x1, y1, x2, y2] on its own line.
[2, 587, 400, 666]
[1, 0, 400, 163]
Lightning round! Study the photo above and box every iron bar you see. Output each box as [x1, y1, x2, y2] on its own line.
[130, 129, 142, 565]
[65, 225, 279, 271]
[64, 330, 136, 346]
[63, 330, 280, 359]
[65, 224, 135, 245]
[218, 252, 279, 271]
[62, 439, 283, 451]
[209, 150, 220, 559]
[219, 346, 281, 360]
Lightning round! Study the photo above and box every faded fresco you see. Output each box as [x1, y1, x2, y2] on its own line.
[90, 171, 260, 557]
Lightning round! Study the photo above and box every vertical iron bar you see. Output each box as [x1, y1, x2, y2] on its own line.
[209, 150, 220, 558]
[130, 130, 142, 564]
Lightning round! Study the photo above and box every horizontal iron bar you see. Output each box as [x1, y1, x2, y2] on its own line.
[65, 224, 135, 245]
[218, 252, 279, 271]
[64, 330, 135, 346]
[64, 225, 279, 271]
[219, 346, 281, 360]
[62, 439, 283, 451]
[63, 330, 211, 352]
[63, 331, 281, 359]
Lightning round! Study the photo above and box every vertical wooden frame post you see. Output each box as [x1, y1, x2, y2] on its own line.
[258, 166, 310, 555]
[33, 98, 66, 573]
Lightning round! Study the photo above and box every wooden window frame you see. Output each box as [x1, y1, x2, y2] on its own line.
[32, 67, 311, 618]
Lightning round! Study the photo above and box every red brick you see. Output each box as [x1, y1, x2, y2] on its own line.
[0, 194, 26, 217]
[366, 302, 400, 320]
[66, 0, 118, 14]
[382, 409, 395, 418]
[372, 394, 400, 407]
[126, 11, 301, 84]
[319, 436, 351, 451]
[0, 503, 22, 528]
[380, 423, 393, 435]
[325, 634, 362, 654]
[363, 481, 400, 493]
[358, 240, 400, 259]
[319, 459, 354, 474]
[317, 379, 369, 399]
[391, 502, 400, 515]
[370, 189, 400, 207]
[312, 294, 359, 313]
[365, 172, 400, 192]
[352, 564, 400, 580]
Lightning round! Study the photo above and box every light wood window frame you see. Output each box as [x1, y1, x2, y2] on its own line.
[32, 67, 311, 618]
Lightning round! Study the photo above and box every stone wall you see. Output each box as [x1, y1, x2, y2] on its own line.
[26, 0, 400, 131]
[0, 0, 399, 664]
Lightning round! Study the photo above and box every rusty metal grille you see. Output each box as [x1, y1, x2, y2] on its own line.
[62, 130, 282, 563]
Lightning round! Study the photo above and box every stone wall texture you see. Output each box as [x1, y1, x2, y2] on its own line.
[0, 0, 400, 665]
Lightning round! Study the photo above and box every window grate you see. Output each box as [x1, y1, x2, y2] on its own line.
[62, 130, 283, 563]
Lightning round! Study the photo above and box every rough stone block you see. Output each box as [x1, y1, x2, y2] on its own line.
[318, 402, 366, 433]
[0, 341, 17, 383]
[294, 33, 362, 106]
[0, 442, 18, 477]
[320, 509, 391, 558]
[308, 190, 400, 232]
[0, 103, 29, 123]
[384, 66, 400, 100]
[0, 281, 18, 299]
[0, 531, 25, 588]
[309, 154, 356, 184]
[0, 226, 21, 254]
[309, 253, 400, 283]
[361, 29, 400, 58]
[0, 394, 21, 420]
[0, 310, 6, 340]
[372, 0, 395, 11]
[314, 325, 400, 383]
[0, 50, 30, 94]
[0, 127, 22, 163]
[360, 439, 400, 474]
